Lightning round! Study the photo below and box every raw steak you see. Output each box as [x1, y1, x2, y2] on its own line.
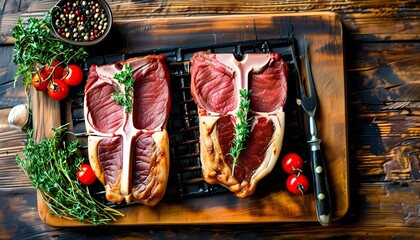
[190, 52, 288, 198]
[84, 55, 171, 206]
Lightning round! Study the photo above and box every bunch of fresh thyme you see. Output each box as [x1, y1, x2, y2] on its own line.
[111, 63, 135, 113]
[16, 125, 123, 225]
[230, 89, 252, 175]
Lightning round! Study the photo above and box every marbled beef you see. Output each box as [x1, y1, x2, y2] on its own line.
[190, 52, 288, 198]
[84, 55, 171, 206]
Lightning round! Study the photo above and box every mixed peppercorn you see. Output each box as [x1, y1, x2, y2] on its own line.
[52, 0, 109, 42]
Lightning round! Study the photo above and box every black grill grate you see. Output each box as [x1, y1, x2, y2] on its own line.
[68, 37, 305, 206]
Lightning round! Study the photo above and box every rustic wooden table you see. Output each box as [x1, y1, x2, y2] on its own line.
[1, 0, 419, 239]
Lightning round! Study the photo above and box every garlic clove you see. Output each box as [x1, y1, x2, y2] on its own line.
[8, 104, 31, 130]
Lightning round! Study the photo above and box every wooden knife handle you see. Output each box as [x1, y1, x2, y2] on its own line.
[310, 147, 332, 226]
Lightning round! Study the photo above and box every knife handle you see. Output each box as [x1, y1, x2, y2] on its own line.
[310, 145, 331, 226]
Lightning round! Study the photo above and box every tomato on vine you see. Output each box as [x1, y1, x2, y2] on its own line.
[31, 71, 49, 91]
[62, 64, 83, 86]
[286, 173, 309, 195]
[48, 79, 69, 101]
[44, 60, 64, 80]
[281, 153, 304, 175]
[76, 163, 97, 185]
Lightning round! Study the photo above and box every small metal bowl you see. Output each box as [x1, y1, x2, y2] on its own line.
[50, 0, 113, 46]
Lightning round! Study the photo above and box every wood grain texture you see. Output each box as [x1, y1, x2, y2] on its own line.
[347, 41, 420, 181]
[0, 109, 31, 189]
[0, 46, 25, 109]
[30, 88, 61, 142]
[1, 183, 419, 239]
[1, 0, 419, 44]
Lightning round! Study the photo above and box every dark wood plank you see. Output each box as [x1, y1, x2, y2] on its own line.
[346, 41, 420, 181]
[1, 183, 420, 239]
[0, 109, 30, 188]
[1, 1, 419, 44]
[0, 46, 25, 109]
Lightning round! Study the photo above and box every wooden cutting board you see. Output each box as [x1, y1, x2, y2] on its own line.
[37, 12, 348, 226]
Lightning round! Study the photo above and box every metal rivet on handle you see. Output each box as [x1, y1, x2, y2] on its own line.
[316, 166, 323, 173]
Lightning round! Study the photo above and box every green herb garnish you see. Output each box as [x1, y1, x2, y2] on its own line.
[12, 11, 88, 85]
[230, 89, 252, 175]
[16, 125, 124, 225]
[111, 63, 135, 113]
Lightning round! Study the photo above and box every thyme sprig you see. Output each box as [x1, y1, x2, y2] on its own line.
[16, 125, 124, 225]
[111, 63, 134, 113]
[12, 11, 88, 86]
[230, 89, 252, 175]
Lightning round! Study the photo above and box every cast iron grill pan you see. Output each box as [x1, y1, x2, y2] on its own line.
[68, 37, 307, 207]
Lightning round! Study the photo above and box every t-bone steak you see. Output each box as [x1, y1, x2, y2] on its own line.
[84, 55, 171, 206]
[190, 52, 288, 198]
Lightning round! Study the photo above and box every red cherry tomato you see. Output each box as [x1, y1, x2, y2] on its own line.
[31, 71, 49, 91]
[48, 79, 69, 101]
[286, 173, 310, 195]
[281, 153, 304, 175]
[62, 64, 83, 86]
[44, 60, 64, 80]
[76, 163, 97, 185]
